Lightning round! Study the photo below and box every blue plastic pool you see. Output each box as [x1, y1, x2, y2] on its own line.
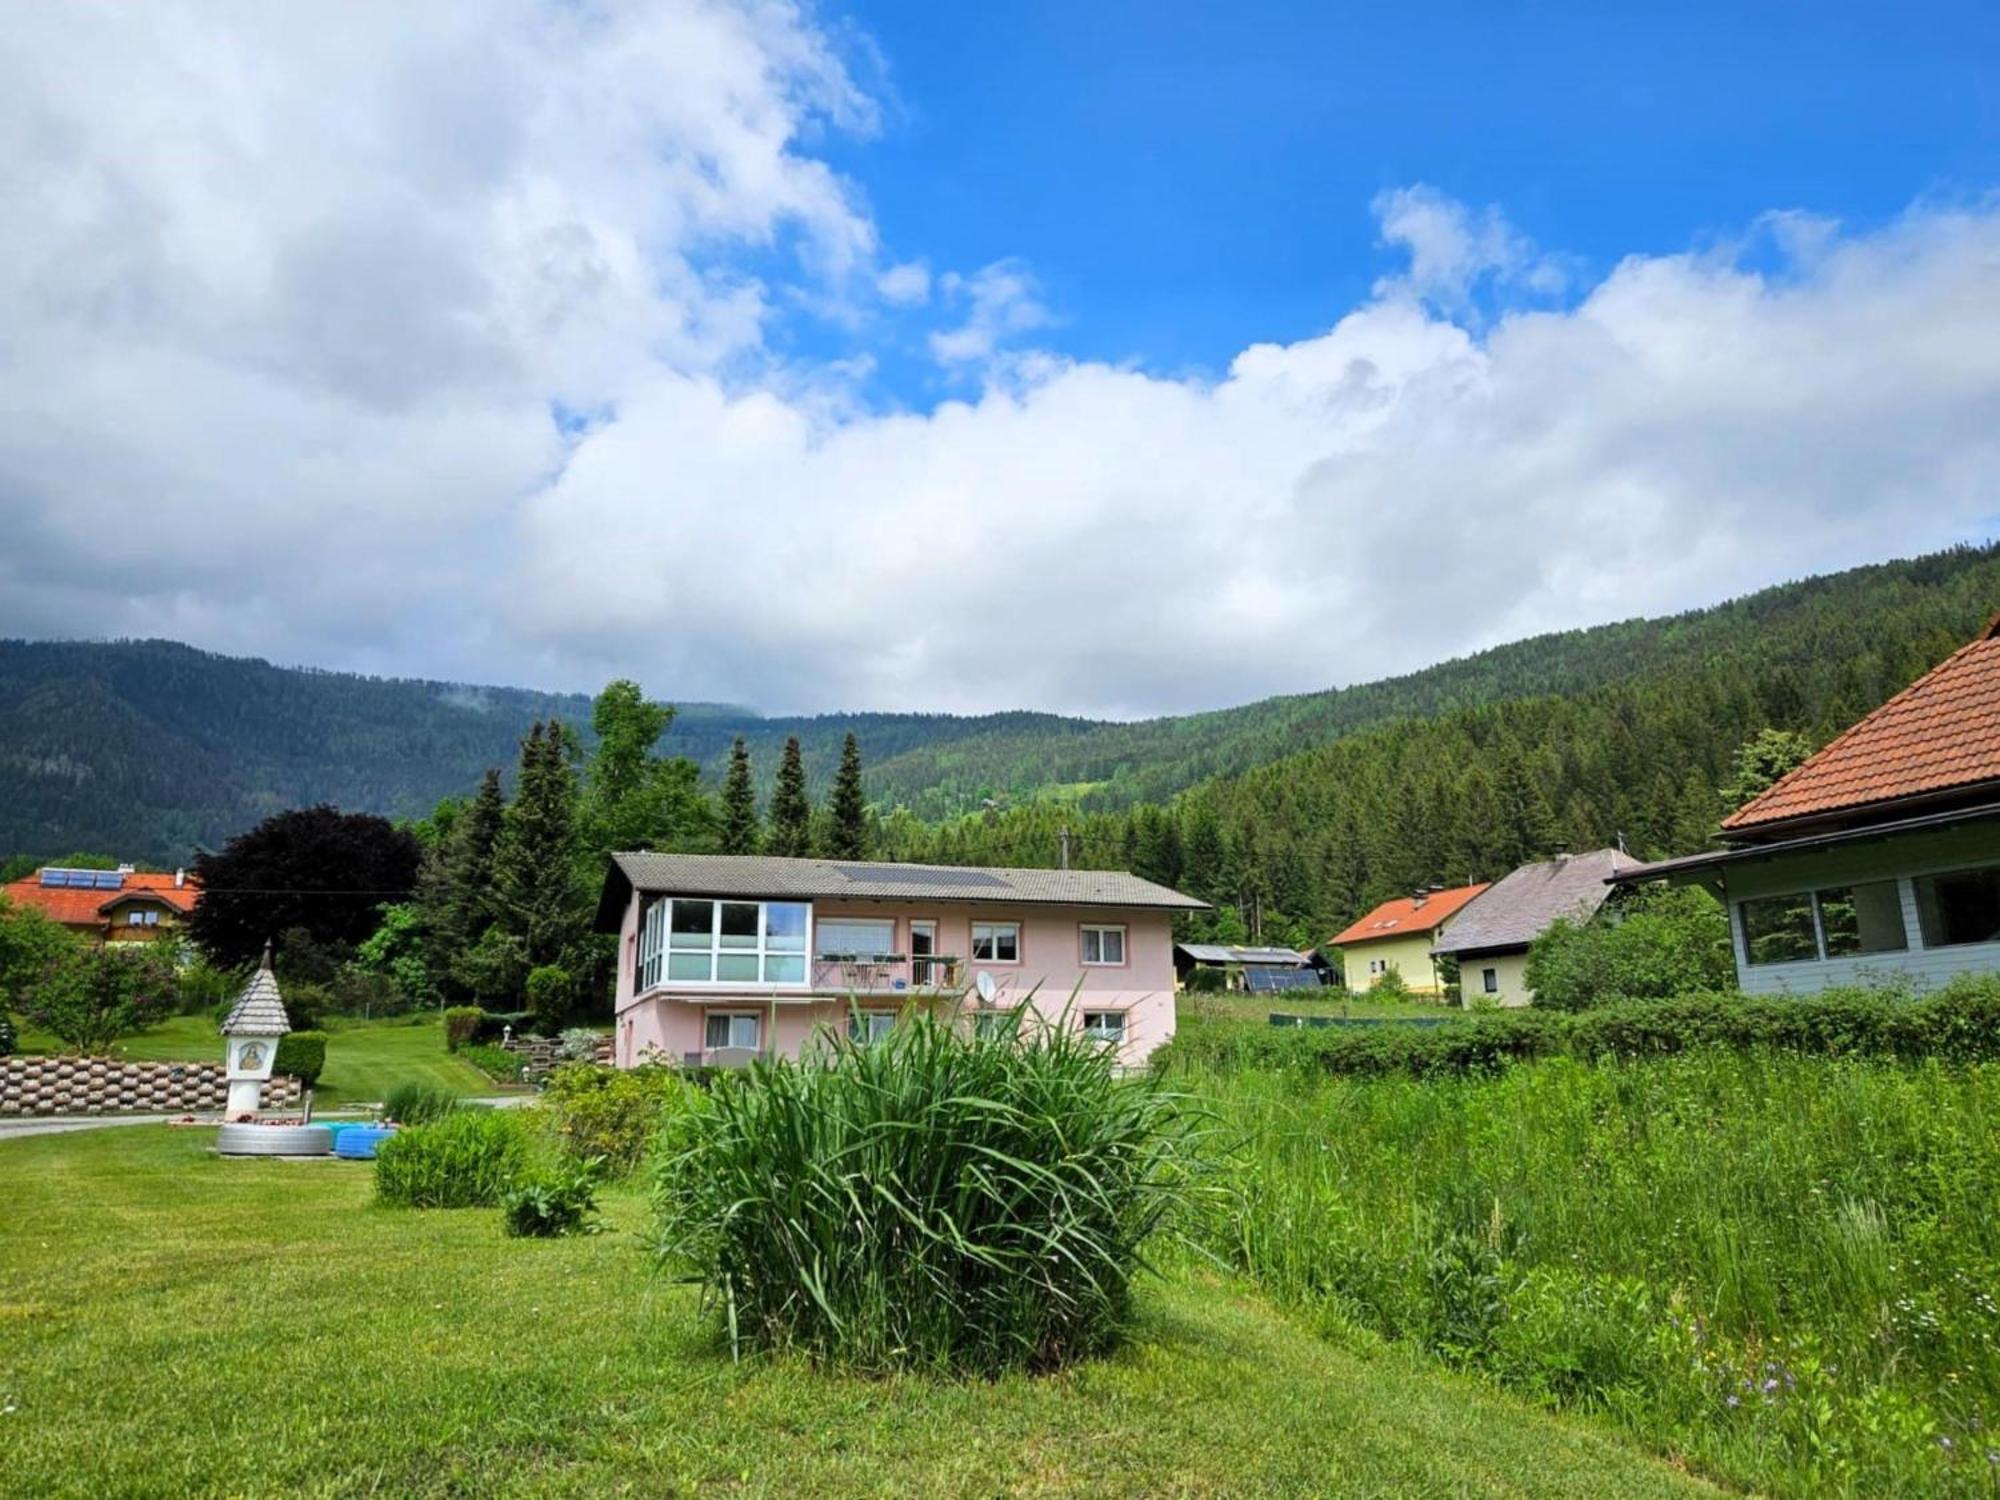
[332, 1125, 396, 1160]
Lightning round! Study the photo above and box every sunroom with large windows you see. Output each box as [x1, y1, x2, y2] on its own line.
[638, 896, 810, 989]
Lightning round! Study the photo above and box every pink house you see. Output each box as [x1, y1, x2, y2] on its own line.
[594, 853, 1207, 1069]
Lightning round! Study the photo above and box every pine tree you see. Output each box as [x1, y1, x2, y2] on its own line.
[828, 732, 868, 860]
[768, 735, 813, 858]
[719, 737, 759, 854]
[494, 721, 584, 971]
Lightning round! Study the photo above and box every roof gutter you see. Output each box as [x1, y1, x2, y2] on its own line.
[1608, 800, 2000, 885]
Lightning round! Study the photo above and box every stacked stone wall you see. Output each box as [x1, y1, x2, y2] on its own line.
[0, 1057, 300, 1116]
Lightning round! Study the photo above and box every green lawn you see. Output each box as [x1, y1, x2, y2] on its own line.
[0, 1127, 1715, 1499]
[15, 1015, 510, 1110]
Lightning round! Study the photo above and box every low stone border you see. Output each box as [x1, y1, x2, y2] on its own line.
[0, 1056, 300, 1116]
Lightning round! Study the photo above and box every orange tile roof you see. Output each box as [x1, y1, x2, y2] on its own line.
[1330, 882, 1490, 948]
[1724, 618, 2000, 833]
[2, 870, 199, 928]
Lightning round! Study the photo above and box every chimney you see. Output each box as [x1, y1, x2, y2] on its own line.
[175, 868, 186, 889]
[117, 863, 135, 874]
[1552, 843, 1570, 866]
[1411, 890, 1428, 908]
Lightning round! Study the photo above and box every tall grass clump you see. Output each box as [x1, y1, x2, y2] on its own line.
[382, 1079, 463, 1126]
[1196, 1049, 2000, 1497]
[375, 1107, 538, 1208]
[653, 1012, 1199, 1375]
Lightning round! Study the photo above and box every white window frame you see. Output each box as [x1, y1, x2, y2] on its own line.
[703, 1011, 762, 1051]
[1079, 924, 1126, 966]
[971, 920, 1021, 964]
[847, 1011, 896, 1045]
[815, 917, 898, 960]
[1081, 1010, 1126, 1046]
[641, 896, 812, 991]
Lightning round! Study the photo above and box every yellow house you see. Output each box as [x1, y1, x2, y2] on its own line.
[1329, 883, 1490, 997]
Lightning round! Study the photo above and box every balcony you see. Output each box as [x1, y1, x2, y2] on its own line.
[810, 953, 965, 995]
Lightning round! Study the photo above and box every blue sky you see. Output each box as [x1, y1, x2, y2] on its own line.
[2, 2, 1997, 715]
[818, 0, 1998, 398]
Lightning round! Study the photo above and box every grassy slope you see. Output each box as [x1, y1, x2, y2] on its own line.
[0, 1128, 1713, 1500]
[14, 1015, 505, 1109]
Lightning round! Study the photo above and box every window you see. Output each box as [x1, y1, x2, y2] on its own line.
[641, 897, 809, 987]
[1816, 882, 1908, 957]
[1081, 1011, 1126, 1046]
[1481, 967, 1498, 994]
[126, 909, 159, 928]
[1915, 865, 2000, 949]
[704, 1012, 761, 1051]
[971, 921, 1020, 963]
[1739, 893, 1819, 966]
[909, 920, 936, 957]
[1080, 924, 1126, 965]
[817, 917, 896, 959]
[1741, 881, 1911, 965]
[847, 1011, 896, 1044]
[1368, 957, 1390, 977]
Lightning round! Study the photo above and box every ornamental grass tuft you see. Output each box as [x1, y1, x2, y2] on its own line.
[652, 1010, 1200, 1376]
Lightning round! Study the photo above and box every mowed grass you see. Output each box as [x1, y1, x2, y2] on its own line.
[0, 1127, 1715, 1500]
[14, 1015, 507, 1109]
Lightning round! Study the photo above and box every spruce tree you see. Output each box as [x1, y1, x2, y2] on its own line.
[828, 732, 868, 860]
[450, 768, 506, 936]
[768, 735, 813, 858]
[494, 721, 584, 971]
[719, 737, 759, 854]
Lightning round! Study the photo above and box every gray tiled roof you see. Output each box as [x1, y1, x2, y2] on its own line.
[1430, 848, 1641, 956]
[597, 852, 1206, 930]
[1177, 943, 1314, 965]
[220, 964, 292, 1036]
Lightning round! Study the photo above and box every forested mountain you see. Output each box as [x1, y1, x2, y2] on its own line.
[0, 640, 1068, 865]
[3, 544, 1997, 892]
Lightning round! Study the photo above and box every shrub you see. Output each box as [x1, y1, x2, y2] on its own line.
[543, 1063, 687, 1176]
[1184, 965, 1226, 994]
[1525, 885, 1734, 1011]
[20, 943, 179, 1052]
[653, 1013, 1197, 1375]
[502, 1161, 601, 1238]
[1369, 968, 1414, 1002]
[374, 1108, 536, 1208]
[470, 1009, 533, 1045]
[458, 1042, 524, 1086]
[443, 1006, 483, 1053]
[0, 1011, 14, 1058]
[382, 1080, 463, 1126]
[1159, 975, 2000, 1081]
[273, 1030, 327, 1087]
[558, 1027, 602, 1062]
[525, 965, 572, 1032]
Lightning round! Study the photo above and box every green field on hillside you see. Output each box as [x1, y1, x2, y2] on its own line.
[0, 1126, 1712, 1499]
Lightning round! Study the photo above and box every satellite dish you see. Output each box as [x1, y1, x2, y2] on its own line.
[974, 970, 997, 1004]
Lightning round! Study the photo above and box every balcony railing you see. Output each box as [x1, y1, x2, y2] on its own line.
[810, 953, 964, 994]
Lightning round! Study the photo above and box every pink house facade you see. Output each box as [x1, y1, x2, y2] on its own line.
[594, 853, 1206, 1070]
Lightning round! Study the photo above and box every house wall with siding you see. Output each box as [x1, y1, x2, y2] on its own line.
[1722, 823, 2000, 995]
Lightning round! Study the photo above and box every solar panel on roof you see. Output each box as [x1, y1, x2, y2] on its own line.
[831, 863, 1008, 889]
[94, 871, 124, 889]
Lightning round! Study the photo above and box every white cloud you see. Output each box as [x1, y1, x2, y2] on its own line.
[928, 261, 1051, 366]
[876, 260, 932, 305]
[0, 4, 1996, 720]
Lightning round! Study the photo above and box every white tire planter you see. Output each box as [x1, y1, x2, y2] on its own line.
[216, 1122, 332, 1157]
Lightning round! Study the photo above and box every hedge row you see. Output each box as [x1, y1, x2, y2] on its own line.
[1158, 976, 2000, 1079]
